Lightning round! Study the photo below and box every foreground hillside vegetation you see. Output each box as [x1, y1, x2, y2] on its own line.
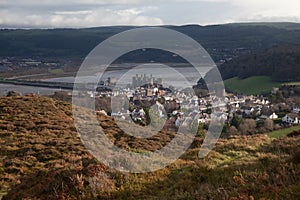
[0, 95, 300, 199]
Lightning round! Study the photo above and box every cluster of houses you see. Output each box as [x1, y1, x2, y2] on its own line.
[75, 74, 300, 129]
[74, 84, 300, 130]
[120, 90, 300, 128]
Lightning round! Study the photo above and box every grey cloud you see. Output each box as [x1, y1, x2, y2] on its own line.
[0, 6, 163, 28]
[0, 0, 299, 28]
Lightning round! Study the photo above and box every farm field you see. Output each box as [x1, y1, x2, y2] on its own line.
[224, 76, 281, 95]
[268, 125, 300, 138]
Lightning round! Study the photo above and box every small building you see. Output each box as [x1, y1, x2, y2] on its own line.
[282, 113, 300, 125]
[269, 112, 278, 119]
[293, 106, 300, 114]
[146, 88, 153, 97]
[175, 116, 184, 127]
[260, 112, 278, 120]
[199, 105, 207, 112]
[241, 106, 255, 115]
[197, 118, 206, 124]
[131, 108, 146, 121]
[152, 101, 165, 118]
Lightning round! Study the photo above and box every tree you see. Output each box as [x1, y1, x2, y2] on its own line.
[231, 114, 241, 129]
[51, 91, 71, 102]
[238, 119, 257, 135]
[227, 126, 238, 136]
[275, 91, 285, 103]
[263, 119, 274, 131]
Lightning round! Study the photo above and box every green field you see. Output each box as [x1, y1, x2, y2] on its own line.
[268, 125, 300, 138]
[285, 82, 300, 86]
[224, 76, 281, 95]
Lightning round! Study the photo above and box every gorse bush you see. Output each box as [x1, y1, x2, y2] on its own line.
[0, 95, 299, 199]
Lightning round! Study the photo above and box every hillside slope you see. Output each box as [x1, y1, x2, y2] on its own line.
[219, 45, 300, 82]
[224, 76, 281, 95]
[0, 96, 300, 199]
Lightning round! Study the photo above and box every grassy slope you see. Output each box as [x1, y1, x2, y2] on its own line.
[0, 96, 300, 199]
[269, 125, 300, 138]
[285, 82, 300, 86]
[224, 76, 281, 95]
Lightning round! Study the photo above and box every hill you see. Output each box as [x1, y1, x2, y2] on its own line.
[0, 95, 300, 199]
[1, 23, 300, 82]
[219, 45, 300, 82]
[1, 23, 300, 60]
[225, 22, 300, 31]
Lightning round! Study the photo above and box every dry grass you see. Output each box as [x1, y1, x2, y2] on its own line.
[0, 95, 299, 199]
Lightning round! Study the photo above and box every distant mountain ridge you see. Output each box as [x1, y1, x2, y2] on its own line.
[224, 22, 300, 30]
[1, 22, 300, 59]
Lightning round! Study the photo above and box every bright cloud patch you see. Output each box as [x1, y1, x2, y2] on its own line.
[0, 0, 299, 28]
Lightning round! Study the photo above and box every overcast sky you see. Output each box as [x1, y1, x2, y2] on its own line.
[0, 0, 299, 28]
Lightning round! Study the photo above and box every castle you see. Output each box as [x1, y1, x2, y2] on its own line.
[132, 74, 164, 88]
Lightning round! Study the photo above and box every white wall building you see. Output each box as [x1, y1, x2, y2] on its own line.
[282, 113, 299, 125]
[293, 107, 300, 113]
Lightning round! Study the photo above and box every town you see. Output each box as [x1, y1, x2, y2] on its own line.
[51, 73, 300, 137]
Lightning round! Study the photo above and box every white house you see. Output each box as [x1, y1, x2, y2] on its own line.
[269, 112, 278, 119]
[175, 116, 184, 127]
[172, 110, 179, 116]
[131, 109, 146, 121]
[199, 105, 207, 111]
[87, 91, 95, 98]
[211, 112, 227, 122]
[242, 106, 255, 115]
[165, 96, 173, 101]
[197, 118, 207, 124]
[293, 107, 300, 113]
[282, 113, 300, 125]
[261, 112, 278, 120]
[152, 101, 165, 118]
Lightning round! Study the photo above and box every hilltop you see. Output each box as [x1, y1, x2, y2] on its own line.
[0, 95, 300, 199]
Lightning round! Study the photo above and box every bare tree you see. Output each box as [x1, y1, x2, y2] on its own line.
[238, 119, 257, 135]
[264, 119, 274, 131]
[228, 126, 239, 135]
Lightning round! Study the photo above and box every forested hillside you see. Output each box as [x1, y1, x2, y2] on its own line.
[219, 45, 300, 82]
